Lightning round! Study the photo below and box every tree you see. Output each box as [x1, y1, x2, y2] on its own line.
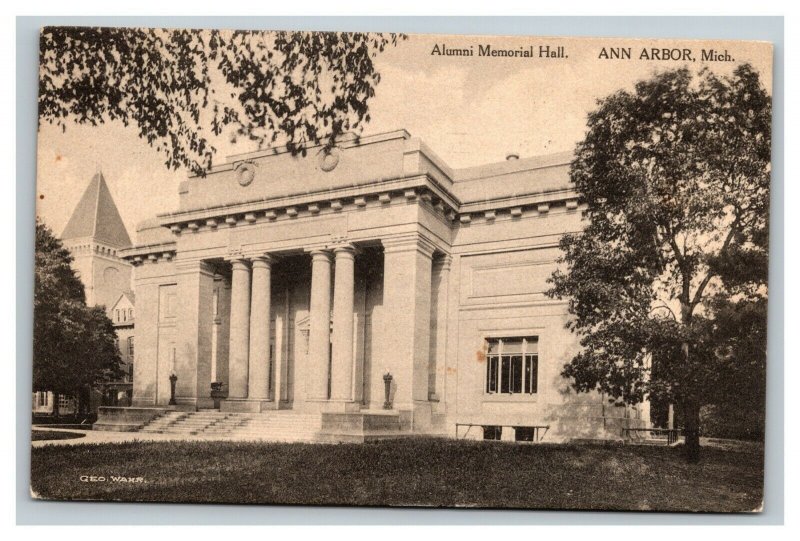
[547, 64, 771, 462]
[39, 27, 404, 175]
[33, 221, 123, 415]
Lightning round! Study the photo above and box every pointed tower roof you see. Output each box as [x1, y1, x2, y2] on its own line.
[61, 172, 132, 248]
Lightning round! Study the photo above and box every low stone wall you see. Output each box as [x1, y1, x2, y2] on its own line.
[93, 406, 167, 432]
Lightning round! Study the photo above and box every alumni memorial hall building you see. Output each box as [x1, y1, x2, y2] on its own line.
[98, 130, 649, 442]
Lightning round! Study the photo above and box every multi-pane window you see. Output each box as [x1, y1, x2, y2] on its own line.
[127, 336, 135, 356]
[485, 337, 538, 395]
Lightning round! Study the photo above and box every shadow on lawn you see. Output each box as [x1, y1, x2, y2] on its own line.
[31, 430, 87, 442]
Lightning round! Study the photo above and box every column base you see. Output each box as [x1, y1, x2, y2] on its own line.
[323, 400, 362, 413]
[304, 398, 362, 413]
[220, 399, 278, 413]
[173, 397, 214, 410]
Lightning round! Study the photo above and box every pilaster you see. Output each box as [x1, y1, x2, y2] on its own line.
[430, 253, 452, 406]
[173, 258, 216, 408]
[381, 233, 436, 410]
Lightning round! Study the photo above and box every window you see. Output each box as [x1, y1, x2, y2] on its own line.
[483, 426, 502, 440]
[127, 336, 134, 356]
[129, 308, 134, 320]
[514, 427, 536, 442]
[485, 337, 538, 395]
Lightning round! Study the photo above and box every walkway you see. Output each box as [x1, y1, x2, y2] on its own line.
[30, 426, 322, 448]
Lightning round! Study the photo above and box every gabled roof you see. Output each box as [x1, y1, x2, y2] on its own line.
[62, 172, 132, 248]
[109, 290, 135, 311]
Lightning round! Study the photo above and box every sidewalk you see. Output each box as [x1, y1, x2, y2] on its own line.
[30, 426, 322, 447]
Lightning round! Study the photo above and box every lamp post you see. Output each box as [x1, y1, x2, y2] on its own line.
[383, 372, 393, 410]
[168, 373, 178, 405]
[210, 381, 225, 410]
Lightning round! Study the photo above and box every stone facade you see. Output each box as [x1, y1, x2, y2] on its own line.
[120, 130, 648, 441]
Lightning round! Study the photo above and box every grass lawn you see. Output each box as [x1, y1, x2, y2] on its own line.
[31, 430, 86, 442]
[30, 438, 763, 512]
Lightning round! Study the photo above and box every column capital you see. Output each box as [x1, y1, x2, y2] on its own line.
[250, 254, 275, 268]
[228, 257, 250, 271]
[433, 252, 453, 272]
[330, 243, 357, 257]
[381, 233, 437, 258]
[306, 247, 333, 261]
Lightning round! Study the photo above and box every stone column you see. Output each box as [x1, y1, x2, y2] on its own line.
[307, 249, 332, 401]
[273, 286, 289, 406]
[381, 234, 435, 409]
[210, 275, 223, 383]
[331, 244, 356, 403]
[228, 258, 251, 399]
[248, 255, 273, 400]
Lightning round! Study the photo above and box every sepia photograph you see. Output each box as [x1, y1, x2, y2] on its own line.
[30, 26, 772, 513]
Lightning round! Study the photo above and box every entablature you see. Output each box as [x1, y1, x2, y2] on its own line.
[157, 174, 461, 234]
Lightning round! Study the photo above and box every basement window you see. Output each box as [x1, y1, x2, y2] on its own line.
[485, 337, 538, 395]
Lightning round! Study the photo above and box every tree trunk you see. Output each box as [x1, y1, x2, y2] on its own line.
[683, 399, 701, 463]
[52, 392, 60, 418]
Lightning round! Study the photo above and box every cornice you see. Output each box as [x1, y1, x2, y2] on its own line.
[158, 174, 460, 230]
[120, 241, 177, 266]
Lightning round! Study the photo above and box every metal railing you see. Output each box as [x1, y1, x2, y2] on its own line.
[455, 423, 549, 443]
[622, 427, 682, 445]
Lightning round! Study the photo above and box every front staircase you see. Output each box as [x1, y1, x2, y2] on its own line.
[137, 410, 323, 442]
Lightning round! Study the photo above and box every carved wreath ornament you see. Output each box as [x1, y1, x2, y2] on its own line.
[235, 162, 256, 186]
[319, 146, 341, 172]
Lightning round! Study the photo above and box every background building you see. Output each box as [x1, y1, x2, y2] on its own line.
[32, 172, 135, 417]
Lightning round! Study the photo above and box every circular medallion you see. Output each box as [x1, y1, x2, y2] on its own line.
[236, 162, 256, 186]
[319, 147, 341, 172]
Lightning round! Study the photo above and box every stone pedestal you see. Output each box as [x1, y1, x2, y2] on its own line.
[316, 410, 414, 443]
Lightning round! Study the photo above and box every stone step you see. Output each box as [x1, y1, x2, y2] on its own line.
[136, 411, 325, 442]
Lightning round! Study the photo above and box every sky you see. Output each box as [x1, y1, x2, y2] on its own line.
[36, 32, 773, 239]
